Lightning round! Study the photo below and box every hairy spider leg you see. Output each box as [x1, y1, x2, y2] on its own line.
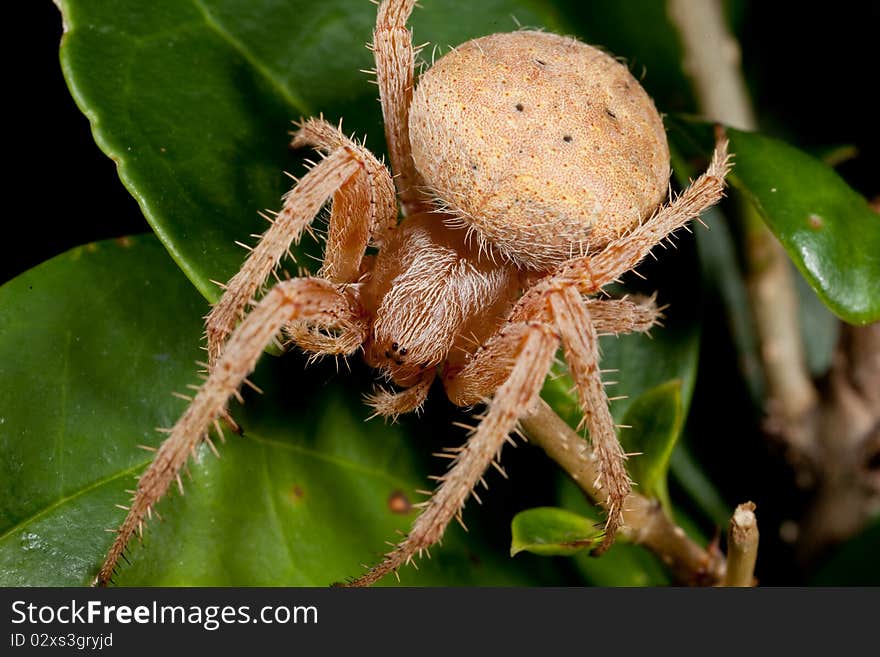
[510, 138, 731, 322]
[548, 287, 630, 547]
[347, 321, 559, 587]
[362, 295, 663, 421]
[584, 296, 664, 336]
[347, 292, 664, 582]
[205, 120, 396, 366]
[373, 0, 431, 214]
[364, 373, 436, 420]
[571, 138, 732, 297]
[95, 278, 365, 586]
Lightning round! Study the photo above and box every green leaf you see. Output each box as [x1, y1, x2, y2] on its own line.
[0, 236, 558, 586]
[669, 120, 880, 324]
[58, 0, 569, 302]
[556, 478, 671, 586]
[620, 380, 684, 513]
[510, 507, 603, 557]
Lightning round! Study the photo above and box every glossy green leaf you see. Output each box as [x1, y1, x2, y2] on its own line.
[0, 236, 559, 586]
[58, 0, 569, 303]
[619, 380, 684, 513]
[510, 507, 603, 557]
[669, 120, 880, 324]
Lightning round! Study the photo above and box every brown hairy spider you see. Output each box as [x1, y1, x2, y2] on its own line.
[95, 0, 729, 586]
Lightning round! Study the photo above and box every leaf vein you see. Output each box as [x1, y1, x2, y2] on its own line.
[190, 0, 312, 117]
[0, 461, 150, 544]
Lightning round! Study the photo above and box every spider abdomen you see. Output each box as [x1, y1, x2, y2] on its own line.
[409, 31, 670, 270]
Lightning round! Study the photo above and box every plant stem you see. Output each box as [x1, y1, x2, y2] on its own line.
[723, 502, 759, 586]
[667, 0, 754, 130]
[522, 400, 725, 585]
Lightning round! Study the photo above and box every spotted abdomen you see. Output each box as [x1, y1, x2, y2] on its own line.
[409, 31, 670, 270]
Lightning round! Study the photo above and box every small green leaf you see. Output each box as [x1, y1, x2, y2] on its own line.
[669, 120, 880, 324]
[620, 380, 684, 513]
[510, 507, 603, 557]
[556, 478, 671, 586]
[0, 236, 557, 586]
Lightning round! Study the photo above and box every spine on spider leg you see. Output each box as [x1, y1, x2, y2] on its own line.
[586, 296, 663, 336]
[95, 281, 338, 586]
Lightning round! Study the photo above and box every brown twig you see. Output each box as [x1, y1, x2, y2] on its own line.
[723, 502, 759, 586]
[797, 323, 880, 560]
[667, 0, 754, 131]
[522, 400, 726, 585]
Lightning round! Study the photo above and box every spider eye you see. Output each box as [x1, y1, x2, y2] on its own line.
[399, 347, 408, 355]
[391, 342, 399, 350]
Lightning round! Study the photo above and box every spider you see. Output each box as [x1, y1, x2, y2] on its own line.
[95, 0, 729, 587]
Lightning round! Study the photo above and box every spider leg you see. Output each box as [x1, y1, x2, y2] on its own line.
[95, 278, 362, 586]
[293, 118, 397, 282]
[498, 137, 728, 546]
[283, 318, 367, 360]
[439, 296, 658, 408]
[548, 286, 630, 549]
[346, 321, 559, 586]
[586, 295, 663, 336]
[374, 0, 431, 214]
[579, 136, 731, 293]
[205, 120, 396, 366]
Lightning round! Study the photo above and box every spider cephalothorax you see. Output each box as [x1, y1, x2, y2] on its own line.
[96, 0, 729, 587]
